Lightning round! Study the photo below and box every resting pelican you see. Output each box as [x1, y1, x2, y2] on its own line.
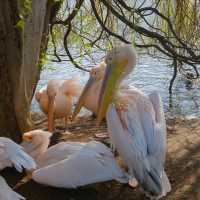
[89, 45, 170, 199]
[0, 137, 36, 200]
[72, 61, 106, 118]
[35, 77, 81, 131]
[20, 131, 128, 188]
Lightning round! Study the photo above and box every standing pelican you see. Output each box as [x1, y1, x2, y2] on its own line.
[19, 131, 128, 188]
[72, 61, 106, 119]
[78, 45, 171, 199]
[35, 77, 81, 131]
[72, 61, 128, 139]
[0, 137, 36, 200]
[72, 60, 129, 119]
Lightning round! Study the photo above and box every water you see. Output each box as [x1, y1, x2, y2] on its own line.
[32, 53, 200, 117]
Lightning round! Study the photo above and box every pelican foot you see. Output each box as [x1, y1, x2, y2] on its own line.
[94, 132, 109, 139]
[128, 178, 139, 188]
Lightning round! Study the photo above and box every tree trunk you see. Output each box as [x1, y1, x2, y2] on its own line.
[0, 0, 53, 141]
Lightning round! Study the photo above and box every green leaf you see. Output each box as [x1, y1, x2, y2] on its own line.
[16, 19, 24, 30]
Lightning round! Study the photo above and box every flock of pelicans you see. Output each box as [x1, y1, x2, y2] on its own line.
[0, 45, 171, 200]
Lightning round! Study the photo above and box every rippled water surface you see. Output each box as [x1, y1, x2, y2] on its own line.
[32, 53, 200, 117]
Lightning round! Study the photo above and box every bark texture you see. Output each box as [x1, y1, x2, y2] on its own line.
[14, 0, 49, 134]
[0, 0, 53, 141]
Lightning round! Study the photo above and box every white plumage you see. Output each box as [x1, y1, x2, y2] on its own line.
[96, 45, 171, 199]
[0, 137, 37, 200]
[20, 130, 128, 188]
[0, 137, 36, 172]
[0, 176, 25, 200]
[32, 141, 128, 188]
[106, 92, 171, 198]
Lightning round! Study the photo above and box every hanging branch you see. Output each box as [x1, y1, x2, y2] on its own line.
[99, 0, 199, 92]
[51, 0, 90, 72]
[50, 0, 199, 93]
[50, 25, 61, 62]
[169, 59, 178, 94]
[90, 0, 130, 44]
[63, 24, 90, 72]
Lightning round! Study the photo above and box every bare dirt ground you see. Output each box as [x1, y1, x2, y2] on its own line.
[2, 114, 200, 200]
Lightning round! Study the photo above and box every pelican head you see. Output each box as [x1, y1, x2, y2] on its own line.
[72, 61, 106, 120]
[96, 45, 137, 125]
[22, 130, 52, 160]
[90, 61, 106, 81]
[23, 130, 52, 144]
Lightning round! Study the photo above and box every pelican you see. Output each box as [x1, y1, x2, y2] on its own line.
[20, 130, 128, 188]
[72, 61, 106, 118]
[0, 137, 36, 200]
[77, 45, 171, 199]
[72, 61, 127, 139]
[35, 76, 81, 131]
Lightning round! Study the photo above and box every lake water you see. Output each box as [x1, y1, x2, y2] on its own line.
[31, 53, 200, 117]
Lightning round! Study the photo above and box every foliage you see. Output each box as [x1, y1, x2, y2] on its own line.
[16, 0, 32, 29]
[49, 0, 200, 93]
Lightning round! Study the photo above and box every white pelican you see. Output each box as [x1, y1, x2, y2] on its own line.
[0, 137, 36, 200]
[20, 131, 128, 188]
[72, 61, 106, 119]
[32, 141, 129, 188]
[82, 45, 171, 199]
[35, 77, 81, 131]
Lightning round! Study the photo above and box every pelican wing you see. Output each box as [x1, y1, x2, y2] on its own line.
[37, 142, 86, 168]
[107, 104, 149, 181]
[148, 92, 167, 161]
[0, 176, 25, 200]
[106, 92, 169, 197]
[60, 76, 81, 97]
[33, 141, 128, 188]
[0, 137, 36, 172]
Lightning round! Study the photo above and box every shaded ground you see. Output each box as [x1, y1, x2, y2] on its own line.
[2, 114, 200, 200]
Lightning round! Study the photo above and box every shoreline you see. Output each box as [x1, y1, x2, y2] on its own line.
[2, 112, 198, 200]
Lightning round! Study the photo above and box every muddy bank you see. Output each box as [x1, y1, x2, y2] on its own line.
[2, 113, 200, 200]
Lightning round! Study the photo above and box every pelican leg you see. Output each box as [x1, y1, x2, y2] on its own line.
[128, 177, 139, 188]
[64, 117, 68, 130]
[94, 132, 109, 140]
[13, 171, 33, 189]
[48, 96, 55, 132]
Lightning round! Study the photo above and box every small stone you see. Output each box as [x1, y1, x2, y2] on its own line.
[167, 125, 174, 131]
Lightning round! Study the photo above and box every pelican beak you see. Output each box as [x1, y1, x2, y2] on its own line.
[23, 134, 33, 142]
[72, 76, 95, 120]
[96, 58, 128, 126]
